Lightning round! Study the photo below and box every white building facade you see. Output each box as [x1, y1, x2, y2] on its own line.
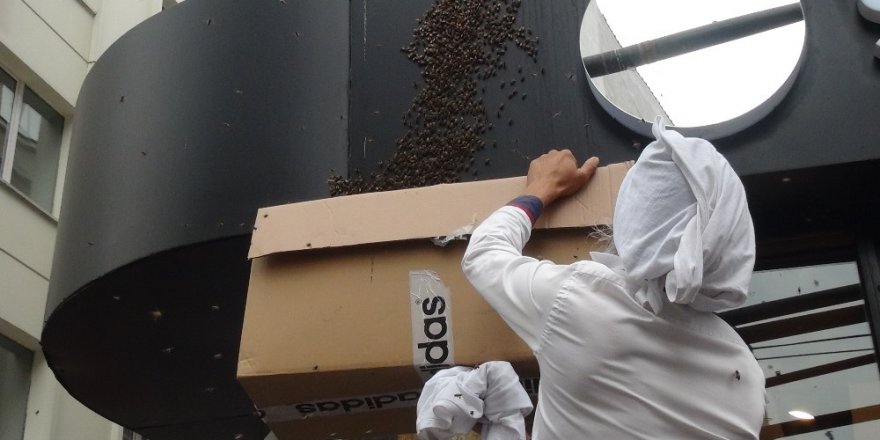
[1, 1, 175, 439]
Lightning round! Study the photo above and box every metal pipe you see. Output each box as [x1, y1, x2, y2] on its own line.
[736, 304, 866, 344]
[582, 2, 804, 77]
[765, 353, 876, 388]
[719, 283, 862, 326]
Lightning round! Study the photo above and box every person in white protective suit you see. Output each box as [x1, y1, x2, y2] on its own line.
[461, 119, 766, 439]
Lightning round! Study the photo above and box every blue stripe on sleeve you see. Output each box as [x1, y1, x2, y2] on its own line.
[507, 195, 544, 224]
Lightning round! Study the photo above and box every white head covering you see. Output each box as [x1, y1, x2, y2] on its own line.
[612, 118, 755, 313]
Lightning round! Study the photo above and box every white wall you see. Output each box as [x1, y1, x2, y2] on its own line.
[0, 0, 90, 114]
[22, 352, 116, 440]
[0, 185, 54, 348]
[91, 0, 164, 66]
[0, 1, 162, 439]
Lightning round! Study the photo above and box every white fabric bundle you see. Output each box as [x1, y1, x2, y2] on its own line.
[416, 361, 533, 440]
[612, 118, 755, 313]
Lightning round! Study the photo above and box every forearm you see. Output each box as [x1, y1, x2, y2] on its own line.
[462, 207, 534, 282]
[461, 197, 556, 350]
[461, 150, 598, 349]
[462, 196, 543, 286]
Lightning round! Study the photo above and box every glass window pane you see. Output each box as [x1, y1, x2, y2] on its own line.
[0, 333, 34, 440]
[11, 87, 63, 212]
[722, 262, 880, 439]
[0, 68, 16, 173]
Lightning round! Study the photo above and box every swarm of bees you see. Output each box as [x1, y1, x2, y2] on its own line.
[330, 0, 539, 196]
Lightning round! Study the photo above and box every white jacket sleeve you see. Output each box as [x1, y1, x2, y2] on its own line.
[461, 206, 574, 351]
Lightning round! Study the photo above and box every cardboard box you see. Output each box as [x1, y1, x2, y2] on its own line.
[238, 162, 631, 440]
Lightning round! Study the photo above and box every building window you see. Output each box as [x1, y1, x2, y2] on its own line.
[0, 66, 64, 213]
[721, 262, 880, 438]
[0, 333, 34, 440]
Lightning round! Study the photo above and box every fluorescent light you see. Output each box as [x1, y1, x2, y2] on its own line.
[788, 410, 815, 420]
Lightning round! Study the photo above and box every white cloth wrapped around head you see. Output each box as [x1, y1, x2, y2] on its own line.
[612, 118, 755, 313]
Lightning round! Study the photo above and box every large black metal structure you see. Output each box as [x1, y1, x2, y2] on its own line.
[43, 0, 880, 439]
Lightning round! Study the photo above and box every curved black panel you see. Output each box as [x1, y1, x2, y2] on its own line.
[45, 237, 262, 431]
[48, 0, 349, 314]
[42, 0, 880, 439]
[45, 0, 348, 438]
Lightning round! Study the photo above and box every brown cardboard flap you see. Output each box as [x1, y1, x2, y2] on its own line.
[248, 161, 631, 259]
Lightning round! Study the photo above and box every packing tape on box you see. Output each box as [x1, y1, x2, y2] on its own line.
[410, 270, 456, 382]
[430, 220, 475, 247]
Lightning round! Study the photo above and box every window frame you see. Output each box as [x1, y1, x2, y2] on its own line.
[1, 70, 25, 182]
[0, 65, 65, 217]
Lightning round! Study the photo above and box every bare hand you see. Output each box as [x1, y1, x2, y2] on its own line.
[524, 150, 599, 207]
